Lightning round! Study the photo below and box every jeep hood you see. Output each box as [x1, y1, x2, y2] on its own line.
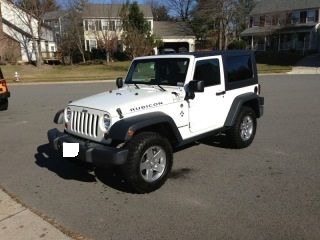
[69, 86, 185, 117]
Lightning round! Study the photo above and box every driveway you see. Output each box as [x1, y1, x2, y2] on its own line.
[290, 54, 320, 74]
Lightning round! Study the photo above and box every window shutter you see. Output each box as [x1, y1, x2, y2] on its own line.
[85, 20, 88, 31]
[86, 40, 89, 51]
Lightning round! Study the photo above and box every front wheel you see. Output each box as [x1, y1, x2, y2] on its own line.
[121, 132, 173, 193]
[228, 106, 257, 149]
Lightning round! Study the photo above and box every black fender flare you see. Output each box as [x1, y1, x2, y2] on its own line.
[224, 93, 263, 127]
[108, 112, 183, 142]
[54, 109, 64, 124]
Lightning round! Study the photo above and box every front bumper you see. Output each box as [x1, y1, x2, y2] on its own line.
[47, 128, 128, 167]
[0, 92, 10, 100]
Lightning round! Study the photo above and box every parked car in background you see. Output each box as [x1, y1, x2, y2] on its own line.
[0, 68, 10, 111]
[160, 48, 176, 55]
[178, 47, 188, 53]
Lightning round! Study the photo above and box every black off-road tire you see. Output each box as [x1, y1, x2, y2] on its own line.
[0, 99, 8, 111]
[121, 132, 173, 193]
[228, 106, 257, 149]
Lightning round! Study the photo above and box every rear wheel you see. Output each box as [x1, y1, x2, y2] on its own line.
[121, 132, 173, 193]
[228, 106, 257, 149]
[0, 99, 8, 111]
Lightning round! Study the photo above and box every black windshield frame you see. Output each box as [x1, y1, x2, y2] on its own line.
[125, 58, 190, 87]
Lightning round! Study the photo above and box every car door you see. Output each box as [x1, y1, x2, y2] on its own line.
[188, 56, 227, 133]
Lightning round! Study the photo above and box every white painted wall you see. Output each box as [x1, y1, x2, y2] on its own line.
[83, 17, 154, 51]
[0, 0, 57, 62]
[162, 37, 196, 52]
[1, 0, 38, 37]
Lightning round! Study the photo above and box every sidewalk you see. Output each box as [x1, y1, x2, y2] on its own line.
[289, 54, 320, 74]
[0, 188, 72, 240]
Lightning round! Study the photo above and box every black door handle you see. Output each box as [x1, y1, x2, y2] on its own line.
[216, 91, 226, 96]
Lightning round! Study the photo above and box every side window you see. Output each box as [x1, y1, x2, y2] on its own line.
[226, 55, 253, 82]
[194, 59, 221, 87]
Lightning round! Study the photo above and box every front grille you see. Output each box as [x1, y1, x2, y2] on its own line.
[70, 110, 99, 138]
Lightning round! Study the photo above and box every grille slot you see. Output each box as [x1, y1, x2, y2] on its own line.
[70, 110, 99, 138]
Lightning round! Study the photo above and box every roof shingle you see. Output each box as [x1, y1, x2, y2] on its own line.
[153, 21, 194, 37]
[82, 4, 153, 19]
[251, 0, 320, 15]
[44, 10, 67, 20]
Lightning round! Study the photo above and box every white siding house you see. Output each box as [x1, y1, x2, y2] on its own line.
[241, 0, 320, 52]
[81, 4, 195, 54]
[0, 0, 57, 63]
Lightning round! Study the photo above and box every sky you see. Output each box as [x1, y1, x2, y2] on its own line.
[56, 0, 147, 10]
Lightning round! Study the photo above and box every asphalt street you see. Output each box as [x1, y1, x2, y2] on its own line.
[0, 75, 319, 240]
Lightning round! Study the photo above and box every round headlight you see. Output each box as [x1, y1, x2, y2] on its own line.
[66, 107, 72, 122]
[103, 113, 111, 131]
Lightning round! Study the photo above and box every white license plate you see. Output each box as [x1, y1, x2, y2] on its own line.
[63, 143, 79, 158]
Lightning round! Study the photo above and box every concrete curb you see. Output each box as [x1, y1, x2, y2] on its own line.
[258, 73, 290, 76]
[0, 186, 89, 240]
[7, 79, 115, 86]
[6, 71, 318, 86]
[288, 67, 320, 75]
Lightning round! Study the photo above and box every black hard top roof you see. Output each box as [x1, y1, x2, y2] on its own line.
[182, 50, 254, 58]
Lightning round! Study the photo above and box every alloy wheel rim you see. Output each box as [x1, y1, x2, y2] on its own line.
[140, 146, 167, 182]
[240, 115, 254, 141]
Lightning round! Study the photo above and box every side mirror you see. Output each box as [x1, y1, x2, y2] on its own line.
[116, 77, 123, 88]
[188, 80, 204, 93]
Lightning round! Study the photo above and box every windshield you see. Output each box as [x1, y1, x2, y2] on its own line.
[125, 58, 190, 87]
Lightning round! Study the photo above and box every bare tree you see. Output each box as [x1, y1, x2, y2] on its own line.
[146, 0, 171, 21]
[64, 0, 87, 63]
[167, 0, 195, 21]
[235, 0, 256, 36]
[91, 3, 119, 64]
[195, 0, 239, 50]
[14, 0, 59, 67]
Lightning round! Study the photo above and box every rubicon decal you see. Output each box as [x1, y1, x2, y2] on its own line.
[130, 102, 163, 112]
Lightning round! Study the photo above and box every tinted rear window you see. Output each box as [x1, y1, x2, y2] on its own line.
[226, 55, 253, 82]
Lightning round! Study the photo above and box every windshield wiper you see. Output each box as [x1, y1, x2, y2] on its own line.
[157, 84, 166, 91]
[134, 83, 140, 89]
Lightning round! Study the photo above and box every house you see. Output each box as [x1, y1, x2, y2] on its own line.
[241, 0, 320, 52]
[153, 21, 195, 54]
[0, 0, 57, 63]
[81, 3, 195, 54]
[43, 10, 68, 47]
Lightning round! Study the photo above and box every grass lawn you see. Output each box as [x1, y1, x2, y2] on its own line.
[255, 52, 306, 74]
[1, 52, 306, 83]
[257, 64, 292, 74]
[1, 61, 131, 83]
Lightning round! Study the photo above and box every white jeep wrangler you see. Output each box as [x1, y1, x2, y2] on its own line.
[48, 51, 264, 193]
